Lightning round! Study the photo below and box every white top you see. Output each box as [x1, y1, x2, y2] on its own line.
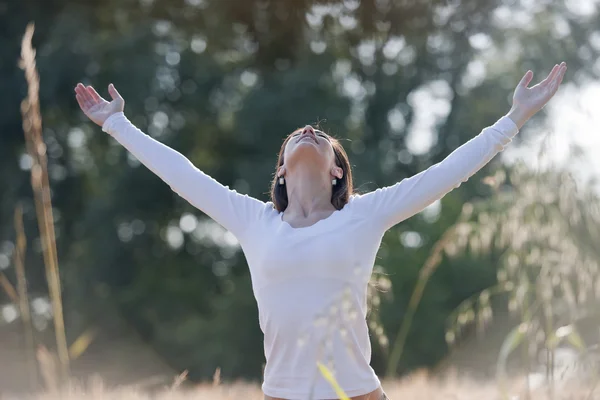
[102, 112, 519, 399]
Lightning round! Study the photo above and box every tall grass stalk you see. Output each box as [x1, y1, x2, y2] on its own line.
[14, 203, 39, 390]
[19, 22, 70, 381]
[386, 227, 457, 378]
[0, 269, 19, 303]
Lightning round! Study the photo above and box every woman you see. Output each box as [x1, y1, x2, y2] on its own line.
[75, 62, 567, 400]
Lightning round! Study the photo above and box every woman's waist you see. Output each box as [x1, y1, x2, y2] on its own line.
[262, 369, 382, 400]
[264, 385, 386, 400]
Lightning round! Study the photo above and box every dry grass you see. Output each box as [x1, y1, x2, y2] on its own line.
[19, 22, 70, 381]
[7, 371, 596, 400]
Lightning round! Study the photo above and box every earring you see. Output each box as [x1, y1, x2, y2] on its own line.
[279, 176, 285, 185]
[332, 178, 337, 186]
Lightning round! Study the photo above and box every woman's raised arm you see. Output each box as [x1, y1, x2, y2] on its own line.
[75, 83, 266, 239]
[351, 62, 568, 232]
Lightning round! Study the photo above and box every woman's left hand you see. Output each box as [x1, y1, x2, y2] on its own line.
[507, 62, 567, 129]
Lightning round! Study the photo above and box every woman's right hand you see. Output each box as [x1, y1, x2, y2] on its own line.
[75, 83, 125, 127]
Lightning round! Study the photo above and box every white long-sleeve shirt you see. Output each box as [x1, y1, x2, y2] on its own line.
[102, 112, 519, 399]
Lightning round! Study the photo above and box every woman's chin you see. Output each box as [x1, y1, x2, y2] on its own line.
[286, 147, 328, 165]
[291, 142, 322, 154]
[296, 139, 319, 148]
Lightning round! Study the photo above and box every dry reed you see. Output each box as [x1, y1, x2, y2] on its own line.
[14, 203, 39, 390]
[19, 22, 70, 381]
[0, 269, 19, 304]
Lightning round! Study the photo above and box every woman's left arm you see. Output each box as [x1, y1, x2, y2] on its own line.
[353, 62, 568, 231]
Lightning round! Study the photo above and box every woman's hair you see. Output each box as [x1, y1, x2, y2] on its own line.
[270, 129, 353, 212]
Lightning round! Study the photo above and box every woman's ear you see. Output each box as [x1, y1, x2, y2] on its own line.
[332, 166, 343, 179]
[277, 166, 286, 177]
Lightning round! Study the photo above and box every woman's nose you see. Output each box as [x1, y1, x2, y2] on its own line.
[302, 125, 315, 135]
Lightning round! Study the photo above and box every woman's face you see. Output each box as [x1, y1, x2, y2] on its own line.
[271, 125, 352, 211]
[282, 125, 337, 171]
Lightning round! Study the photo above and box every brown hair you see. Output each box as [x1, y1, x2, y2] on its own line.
[270, 128, 353, 212]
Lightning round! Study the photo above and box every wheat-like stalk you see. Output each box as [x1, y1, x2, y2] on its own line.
[0, 269, 19, 303]
[19, 22, 70, 382]
[14, 203, 39, 390]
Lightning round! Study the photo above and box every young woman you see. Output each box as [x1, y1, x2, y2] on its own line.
[75, 62, 567, 400]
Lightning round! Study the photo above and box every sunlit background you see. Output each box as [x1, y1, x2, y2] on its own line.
[2, 0, 600, 398]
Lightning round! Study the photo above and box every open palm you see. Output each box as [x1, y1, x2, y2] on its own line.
[512, 62, 567, 118]
[74, 83, 124, 127]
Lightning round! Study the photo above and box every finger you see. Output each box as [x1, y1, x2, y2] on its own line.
[75, 85, 93, 109]
[549, 64, 560, 80]
[77, 90, 93, 109]
[549, 64, 567, 91]
[550, 63, 566, 83]
[559, 65, 567, 83]
[556, 65, 567, 88]
[74, 84, 86, 98]
[541, 64, 558, 85]
[86, 85, 102, 103]
[549, 66, 568, 94]
[75, 93, 87, 111]
[540, 64, 559, 86]
[77, 83, 95, 106]
[518, 70, 534, 88]
[75, 83, 91, 102]
[108, 83, 122, 101]
[547, 62, 565, 84]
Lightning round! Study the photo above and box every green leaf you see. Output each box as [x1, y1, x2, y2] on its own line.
[566, 330, 586, 351]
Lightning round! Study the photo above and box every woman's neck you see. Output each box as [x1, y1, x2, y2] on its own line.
[284, 166, 334, 217]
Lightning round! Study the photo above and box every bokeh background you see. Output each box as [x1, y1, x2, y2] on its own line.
[2, 0, 600, 396]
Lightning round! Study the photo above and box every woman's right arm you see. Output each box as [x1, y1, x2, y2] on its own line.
[75, 83, 265, 238]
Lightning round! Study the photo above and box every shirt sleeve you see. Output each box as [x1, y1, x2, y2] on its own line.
[102, 112, 266, 239]
[350, 115, 519, 231]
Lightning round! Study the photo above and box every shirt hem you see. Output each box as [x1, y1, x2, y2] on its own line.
[262, 378, 381, 399]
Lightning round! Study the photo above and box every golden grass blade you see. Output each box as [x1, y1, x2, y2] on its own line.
[68, 327, 97, 360]
[19, 22, 70, 381]
[213, 367, 221, 386]
[316, 362, 350, 400]
[171, 370, 188, 390]
[0, 272, 19, 303]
